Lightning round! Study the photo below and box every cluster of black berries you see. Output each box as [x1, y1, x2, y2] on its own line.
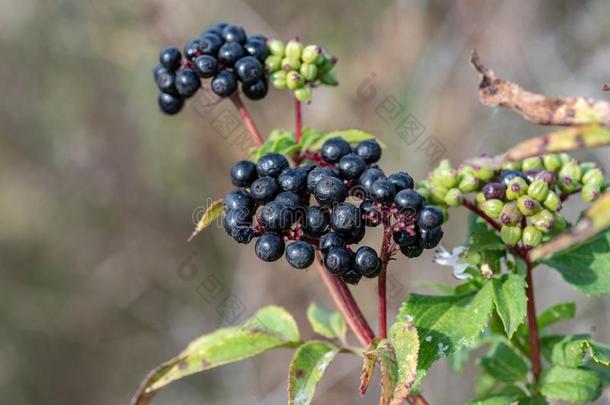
[153, 22, 269, 115]
[222, 137, 444, 285]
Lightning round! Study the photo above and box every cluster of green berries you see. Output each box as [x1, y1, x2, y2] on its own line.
[265, 38, 338, 103]
[420, 153, 607, 249]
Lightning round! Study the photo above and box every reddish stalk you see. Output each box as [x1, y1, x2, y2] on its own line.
[377, 267, 388, 339]
[295, 99, 303, 143]
[524, 259, 542, 384]
[229, 93, 265, 146]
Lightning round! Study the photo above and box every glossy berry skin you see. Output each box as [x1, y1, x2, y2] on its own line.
[360, 200, 380, 226]
[338, 154, 366, 180]
[211, 70, 238, 97]
[194, 55, 218, 78]
[257, 153, 290, 178]
[400, 241, 424, 258]
[355, 139, 382, 164]
[230, 226, 255, 244]
[158, 93, 184, 115]
[417, 206, 443, 230]
[421, 227, 443, 249]
[393, 230, 417, 247]
[341, 269, 362, 285]
[394, 189, 423, 214]
[321, 137, 351, 164]
[223, 208, 252, 235]
[261, 201, 292, 232]
[234, 56, 263, 84]
[230, 160, 257, 187]
[319, 232, 345, 253]
[224, 189, 255, 212]
[354, 246, 381, 278]
[342, 224, 365, 244]
[307, 167, 339, 193]
[370, 178, 396, 203]
[222, 24, 247, 44]
[278, 168, 308, 193]
[199, 33, 223, 56]
[159, 47, 182, 71]
[248, 34, 268, 43]
[218, 42, 246, 66]
[205, 22, 228, 37]
[388, 172, 414, 191]
[285, 241, 315, 269]
[314, 176, 348, 206]
[330, 203, 361, 233]
[242, 79, 268, 100]
[244, 39, 269, 61]
[499, 169, 527, 186]
[358, 168, 386, 195]
[183, 38, 201, 60]
[324, 247, 352, 275]
[303, 206, 329, 236]
[175, 68, 200, 97]
[250, 177, 279, 204]
[155, 69, 179, 96]
[274, 191, 307, 212]
[255, 233, 285, 262]
[482, 182, 506, 200]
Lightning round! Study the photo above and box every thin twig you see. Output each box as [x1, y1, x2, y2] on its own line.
[229, 93, 265, 146]
[295, 99, 303, 143]
[524, 259, 542, 384]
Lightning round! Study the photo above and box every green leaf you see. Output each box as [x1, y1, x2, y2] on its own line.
[537, 302, 576, 329]
[415, 281, 456, 294]
[467, 386, 525, 405]
[132, 306, 300, 405]
[541, 334, 590, 368]
[540, 366, 602, 403]
[309, 129, 384, 150]
[299, 128, 324, 151]
[306, 302, 347, 341]
[249, 129, 294, 161]
[187, 199, 224, 242]
[492, 273, 527, 339]
[543, 228, 610, 295]
[516, 395, 549, 405]
[447, 347, 472, 372]
[389, 321, 419, 405]
[397, 282, 495, 385]
[479, 343, 528, 383]
[584, 339, 610, 365]
[363, 339, 398, 405]
[288, 340, 339, 405]
[468, 216, 505, 252]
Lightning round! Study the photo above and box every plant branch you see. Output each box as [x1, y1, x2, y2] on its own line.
[295, 99, 303, 143]
[524, 258, 542, 384]
[378, 216, 394, 340]
[229, 93, 265, 146]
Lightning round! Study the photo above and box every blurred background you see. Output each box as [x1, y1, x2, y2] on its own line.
[1, 0, 609, 404]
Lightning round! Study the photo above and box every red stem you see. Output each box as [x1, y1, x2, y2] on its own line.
[229, 93, 265, 146]
[378, 267, 387, 339]
[295, 99, 303, 143]
[525, 259, 542, 384]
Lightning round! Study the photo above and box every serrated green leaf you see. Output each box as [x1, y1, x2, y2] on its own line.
[492, 274, 527, 339]
[363, 340, 398, 405]
[537, 302, 576, 329]
[540, 366, 602, 403]
[132, 306, 300, 405]
[187, 199, 224, 242]
[468, 217, 505, 252]
[397, 282, 495, 386]
[467, 386, 525, 405]
[299, 128, 324, 151]
[541, 334, 590, 368]
[359, 346, 377, 396]
[543, 228, 610, 295]
[249, 129, 294, 161]
[516, 394, 548, 405]
[584, 339, 610, 365]
[389, 321, 419, 405]
[479, 343, 528, 383]
[585, 361, 610, 385]
[306, 302, 346, 341]
[288, 340, 339, 405]
[309, 129, 385, 150]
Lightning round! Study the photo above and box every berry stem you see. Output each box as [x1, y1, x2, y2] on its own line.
[378, 266, 387, 339]
[524, 258, 542, 385]
[229, 93, 265, 146]
[295, 99, 303, 143]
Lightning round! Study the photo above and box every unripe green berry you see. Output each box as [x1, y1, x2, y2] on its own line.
[417, 187, 430, 201]
[552, 212, 567, 232]
[475, 192, 486, 205]
[319, 71, 338, 86]
[439, 206, 450, 223]
[268, 39, 285, 57]
[527, 179, 550, 202]
[301, 45, 321, 64]
[517, 195, 541, 216]
[458, 165, 476, 176]
[581, 183, 601, 202]
[318, 54, 335, 73]
[458, 174, 479, 192]
[522, 157, 544, 171]
[543, 154, 562, 172]
[559, 153, 572, 166]
[299, 63, 318, 81]
[501, 225, 522, 247]
[542, 191, 562, 212]
[270, 70, 287, 89]
[506, 177, 529, 200]
[473, 165, 495, 181]
[294, 85, 312, 103]
[265, 55, 282, 72]
[582, 168, 604, 187]
[500, 202, 523, 225]
[558, 160, 582, 188]
[501, 161, 521, 170]
[285, 39, 303, 59]
[530, 209, 555, 233]
[286, 71, 305, 90]
[444, 188, 463, 207]
[480, 199, 504, 219]
[428, 184, 449, 205]
[522, 226, 543, 248]
[464, 251, 482, 265]
[439, 169, 458, 188]
[281, 56, 301, 71]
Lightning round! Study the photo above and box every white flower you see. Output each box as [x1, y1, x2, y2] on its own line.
[432, 245, 472, 280]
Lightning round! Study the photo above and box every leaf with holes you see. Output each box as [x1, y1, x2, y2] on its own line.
[540, 366, 602, 403]
[363, 339, 398, 405]
[492, 273, 527, 339]
[306, 302, 346, 341]
[288, 340, 339, 405]
[388, 321, 419, 405]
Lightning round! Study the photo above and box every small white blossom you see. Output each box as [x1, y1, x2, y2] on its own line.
[432, 245, 472, 280]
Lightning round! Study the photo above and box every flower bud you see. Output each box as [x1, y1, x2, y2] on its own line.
[501, 225, 522, 247]
[270, 71, 287, 89]
[543, 154, 562, 172]
[439, 169, 458, 188]
[480, 199, 504, 219]
[281, 56, 301, 71]
[542, 191, 562, 212]
[552, 212, 567, 232]
[522, 226, 543, 248]
[444, 188, 464, 207]
[475, 192, 486, 205]
[319, 71, 338, 86]
[473, 165, 495, 181]
[265, 55, 282, 72]
[558, 161, 582, 193]
[527, 179, 550, 202]
[458, 174, 479, 192]
[302, 45, 322, 64]
[582, 168, 604, 187]
[581, 183, 601, 202]
[500, 202, 523, 225]
[530, 209, 555, 233]
[286, 71, 305, 90]
[268, 39, 285, 57]
[294, 85, 312, 103]
[522, 157, 544, 171]
[299, 63, 318, 81]
[517, 195, 541, 216]
[285, 39, 303, 59]
[506, 177, 529, 200]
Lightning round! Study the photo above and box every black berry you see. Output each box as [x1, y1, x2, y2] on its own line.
[388, 172, 414, 191]
[257, 153, 290, 178]
[230, 160, 257, 187]
[370, 178, 396, 203]
[155, 68, 179, 96]
[261, 201, 292, 232]
[250, 177, 279, 204]
[159, 47, 182, 71]
[324, 247, 352, 275]
[278, 168, 308, 193]
[183, 38, 201, 60]
[354, 246, 381, 278]
[400, 241, 424, 258]
[321, 137, 351, 163]
[303, 206, 329, 236]
[244, 39, 269, 61]
[194, 55, 218, 78]
[158, 93, 184, 115]
[499, 169, 527, 186]
[175, 68, 201, 97]
[338, 154, 366, 180]
[222, 24, 247, 44]
[275, 191, 307, 212]
[417, 206, 443, 230]
[394, 189, 423, 214]
[342, 224, 365, 244]
[285, 241, 315, 269]
[330, 202, 361, 233]
[255, 233, 285, 262]
[360, 200, 380, 226]
[393, 230, 417, 246]
[218, 42, 246, 66]
[314, 176, 348, 206]
[223, 208, 252, 235]
[242, 79, 268, 100]
[355, 139, 382, 164]
[421, 227, 443, 249]
[199, 33, 223, 56]
[319, 232, 345, 253]
[482, 182, 506, 200]
[358, 168, 386, 195]
[211, 70, 238, 97]
[341, 268, 362, 285]
[307, 167, 339, 193]
[234, 56, 263, 84]
[224, 189, 255, 212]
